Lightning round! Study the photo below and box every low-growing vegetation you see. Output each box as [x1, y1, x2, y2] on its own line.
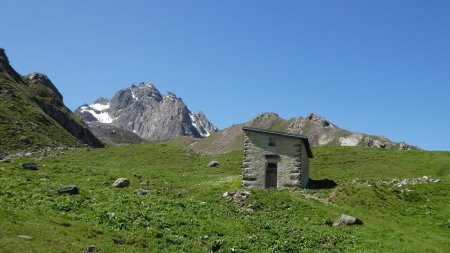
[0, 144, 449, 252]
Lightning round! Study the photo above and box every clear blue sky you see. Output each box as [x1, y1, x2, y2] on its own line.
[2, 0, 449, 151]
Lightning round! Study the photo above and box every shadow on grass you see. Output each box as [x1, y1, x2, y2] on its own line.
[307, 178, 337, 189]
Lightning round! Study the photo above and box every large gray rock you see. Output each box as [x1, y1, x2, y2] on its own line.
[57, 186, 79, 195]
[83, 245, 96, 253]
[74, 83, 218, 142]
[333, 214, 363, 226]
[207, 161, 220, 167]
[22, 162, 37, 170]
[112, 178, 130, 188]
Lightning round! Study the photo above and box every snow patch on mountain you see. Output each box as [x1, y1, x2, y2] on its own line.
[79, 102, 113, 123]
[190, 112, 215, 137]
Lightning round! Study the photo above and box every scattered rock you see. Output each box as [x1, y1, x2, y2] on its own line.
[223, 190, 250, 207]
[112, 178, 130, 188]
[304, 216, 310, 221]
[57, 186, 79, 195]
[17, 235, 32, 239]
[245, 208, 254, 213]
[140, 180, 150, 186]
[333, 214, 363, 226]
[136, 189, 150, 195]
[133, 173, 142, 179]
[22, 162, 38, 170]
[20, 136, 31, 145]
[376, 175, 441, 187]
[6, 89, 14, 97]
[83, 245, 96, 253]
[207, 161, 220, 168]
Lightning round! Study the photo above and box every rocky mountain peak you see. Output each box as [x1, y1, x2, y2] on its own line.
[0, 48, 25, 84]
[94, 97, 110, 104]
[306, 113, 334, 128]
[23, 72, 63, 102]
[75, 83, 218, 141]
[251, 112, 281, 122]
[0, 48, 8, 64]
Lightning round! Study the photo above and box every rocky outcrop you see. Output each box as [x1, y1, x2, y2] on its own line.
[75, 83, 218, 142]
[23, 73, 103, 148]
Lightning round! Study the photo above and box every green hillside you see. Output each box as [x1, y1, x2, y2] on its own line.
[0, 70, 83, 154]
[0, 144, 448, 252]
[0, 49, 103, 156]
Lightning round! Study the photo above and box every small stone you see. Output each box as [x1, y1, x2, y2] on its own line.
[140, 180, 150, 186]
[17, 235, 32, 239]
[304, 216, 310, 221]
[245, 208, 254, 213]
[133, 173, 142, 179]
[136, 189, 150, 195]
[333, 214, 363, 226]
[200, 202, 207, 205]
[22, 162, 38, 170]
[223, 192, 229, 197]
[83, 245, 96, 253]
[57, 186, 79, 195]
[112, 178, 130, 188]
[207, 161, 220, 168]
[429, 179, 441, 183]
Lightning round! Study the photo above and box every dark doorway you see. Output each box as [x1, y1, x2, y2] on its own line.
[265, 162, 278, 189]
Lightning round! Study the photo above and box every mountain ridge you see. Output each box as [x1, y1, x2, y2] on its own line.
[188, 112, 418, 155]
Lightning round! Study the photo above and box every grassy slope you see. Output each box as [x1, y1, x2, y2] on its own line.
[0, 74, 82, 154]
[0, 145, 449, 252]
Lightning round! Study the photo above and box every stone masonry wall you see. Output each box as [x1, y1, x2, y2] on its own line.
[242, 131, 309, 189]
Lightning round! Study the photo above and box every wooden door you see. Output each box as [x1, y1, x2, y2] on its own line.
[265, 163, 277, 189]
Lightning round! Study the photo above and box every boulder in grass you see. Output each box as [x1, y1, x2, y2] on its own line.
[333, 214, 363, 226]
[83, 245, 96, 253]
[207, 161, 220, 168]
[112, 178, 130, 188]
[136, 189, 150, 195]
[57, 186, 79, 195]
[22, 162, 38, 170]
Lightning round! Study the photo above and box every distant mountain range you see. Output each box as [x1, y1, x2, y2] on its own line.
[74, 83, 218, 144]
[0, 48, 102, 156]
[188, 112, 419, 155]
[0, 47, 418, 155]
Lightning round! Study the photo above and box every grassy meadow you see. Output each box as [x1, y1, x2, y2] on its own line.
[0, 144, 449, 252]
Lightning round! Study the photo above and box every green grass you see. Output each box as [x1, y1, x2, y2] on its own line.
[0, 75, 83, 154]
[0, 144, 449, 252]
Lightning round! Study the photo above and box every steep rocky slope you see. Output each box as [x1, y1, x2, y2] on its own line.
[0, 48, 103, 156]
[190, 112, 418, 154]
[75, 83, 217, 142]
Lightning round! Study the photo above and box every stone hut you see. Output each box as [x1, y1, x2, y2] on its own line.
[242, 127, 313, 189]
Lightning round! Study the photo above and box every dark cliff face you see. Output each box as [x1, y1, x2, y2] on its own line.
[0, 48, 103, 154]
[75, 83, 218, 142]
[0, 48, 24, 84]
[22, 73, 104, 148]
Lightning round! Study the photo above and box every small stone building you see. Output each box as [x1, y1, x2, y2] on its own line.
[242, 127, 313, 189]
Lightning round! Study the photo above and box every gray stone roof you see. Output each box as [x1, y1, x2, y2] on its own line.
[242, 127, 313, 158]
